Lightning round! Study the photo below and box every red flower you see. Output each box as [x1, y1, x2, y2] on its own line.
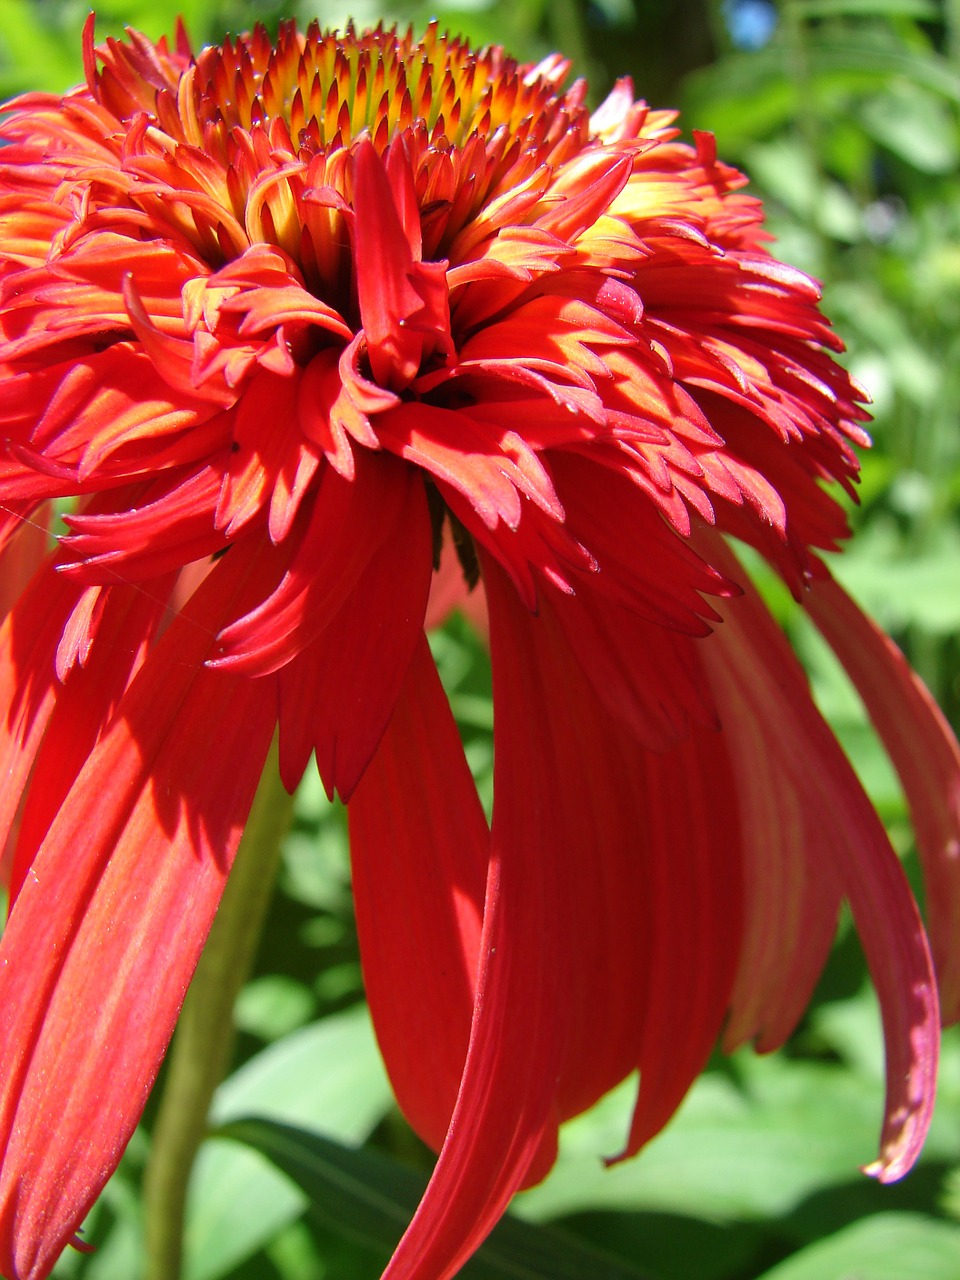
[0, 16, 958, 1280]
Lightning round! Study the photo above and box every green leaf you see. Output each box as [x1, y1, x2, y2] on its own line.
[684, 28, 960, 149]
[233, 974, 316, 1042]
[515, 1045, 960, 1227]
[217, 1117, 656, 1280]
[743, 139, 863, 241]
[795, 0, 939, 16]
[858, 82, 960, 174]
[0, 0, 84, 93]
[807, 32, 960, 105]
[828, 532, 960, 635]
[756, 1213, 960, 1280]
[183, 1005, 393, 1280]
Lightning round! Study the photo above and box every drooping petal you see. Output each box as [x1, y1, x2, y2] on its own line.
[8, 571, 175, 903]
[806, 572, 960, 1021]
[212, 453, 417, 675]
[0, 548, 278, 1280]
[0, 561, 85, 877]
[0, 514, 48, 620]
[384, 559, 742, 1277]
[700, 545, 939, 1182]
[275, 462, 434, 800]
[382, 582, 564, 1279]
[616, 721, 744, 1156]
[547, 584, 716, 750]
[348, 633, 487, 1150]
[719, 693, 842, 1055]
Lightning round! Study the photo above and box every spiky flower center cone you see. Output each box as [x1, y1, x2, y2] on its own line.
[0, 12, 870, 647]
[143, 20, 590, 254]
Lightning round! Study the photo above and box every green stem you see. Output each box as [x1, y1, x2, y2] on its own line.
[143, 742, 294, 1280]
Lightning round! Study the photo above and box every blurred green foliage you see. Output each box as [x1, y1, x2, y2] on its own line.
[2, 0, 957, 1277]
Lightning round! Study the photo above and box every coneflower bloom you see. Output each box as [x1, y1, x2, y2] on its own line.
[0, 15, 958, 1280]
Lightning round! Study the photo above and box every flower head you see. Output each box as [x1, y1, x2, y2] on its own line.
[0, 15, 958, 1280]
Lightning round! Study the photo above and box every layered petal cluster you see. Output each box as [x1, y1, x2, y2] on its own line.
[0, 16, 958, 1280]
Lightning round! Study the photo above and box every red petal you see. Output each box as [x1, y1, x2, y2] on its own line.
[276, 464, 433, 799]
[700, 545, 939, 1182]
[215, 369, 302, 539]
[0, 550, 278, 1280]
[615, 721, 744, 1156]
[551, 452, 734, 632]
[348, 634, 487, 1150]
[807, 573, 960, 1021]
[376, 401, 553, 532]
[719, 691, 842, 1054]
[0, 514, 48, 619]
[0, 558, 77, 874]
[9, 573, 174, 903]
[353, 140, 441, 388]
[549, 584, 717, 751]
[215, 452, 429, 686]
[384, 561, 739, 1276]
[60, 465, 229, 582]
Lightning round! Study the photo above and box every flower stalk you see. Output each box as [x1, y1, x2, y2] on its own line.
[143, 742, 292, 1280]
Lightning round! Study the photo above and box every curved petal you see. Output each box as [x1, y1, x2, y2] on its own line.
[383, 560, 741, 1277]
[214, 368, 303, 539]
[382, 570, 563, 1280]
[9, 572, 175, 903]
[0, 559, 85, 880]
[617, 722, 744, 1156]
[700, 544, 939, 1182]
[806, 572, 960, 1022]
[0, 548, 278, 1280]
[275, 463, 433, 799]
[719, 700, 842, 1054]
[214, 453, 426, 681]
[348, 633, 487, 1150]
[60, 465, 229, 581]
[353, 140, 451, 389]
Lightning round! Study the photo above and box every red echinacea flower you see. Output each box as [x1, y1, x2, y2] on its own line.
[0, 15, 958, 1280]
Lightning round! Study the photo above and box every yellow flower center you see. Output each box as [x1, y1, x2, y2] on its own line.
[93, 21, 592, 275]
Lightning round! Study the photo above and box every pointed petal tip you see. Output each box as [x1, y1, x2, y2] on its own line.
[863, 1116, 930, 1184]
